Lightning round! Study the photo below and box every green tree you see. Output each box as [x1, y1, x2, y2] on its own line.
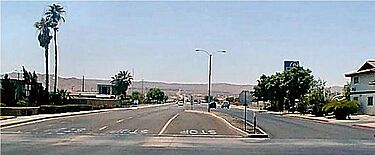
[22, 67, 47, 106]
[131, 91, 144, 104]
[267, 73, 287, 111]
[45, 3, 65, 94]
[146, 88, 166, 104]
[254, 73, 286, 111]
[111, 70, 133, 99]
[35, 17, 53, 95]
[1, 74, 17, 106]
[253, 74, 270, 102]
[306, 79, 330, 116]
[226, 96, 235, 103]
[283, 66, 314, 112]
[343, 82, 351, 100]
[50, 89, 70, 105]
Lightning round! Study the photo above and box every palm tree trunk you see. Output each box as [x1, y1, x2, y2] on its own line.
[53, 29, 58, 94]
[45, 46, 49, 94]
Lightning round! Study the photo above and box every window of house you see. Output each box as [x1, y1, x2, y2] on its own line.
[368, 97, 373, 106]
[354, 77, 359, 84]
[353, 97, 359, 101]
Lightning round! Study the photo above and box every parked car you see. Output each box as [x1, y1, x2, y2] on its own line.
[221, 101, 230, 109]
[209, 102, 217, 109]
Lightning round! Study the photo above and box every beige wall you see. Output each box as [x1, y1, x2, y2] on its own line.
[350, 73, 375, 115]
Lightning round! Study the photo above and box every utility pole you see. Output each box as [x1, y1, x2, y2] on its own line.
[82, 75, 85, 92]
[141, 79, 144, 95]
[132, 68, 134, 94]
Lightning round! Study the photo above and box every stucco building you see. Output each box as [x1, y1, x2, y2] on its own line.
[345, 60, 375, 115]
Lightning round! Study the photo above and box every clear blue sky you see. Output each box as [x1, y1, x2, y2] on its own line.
[1, 1, 374, 86]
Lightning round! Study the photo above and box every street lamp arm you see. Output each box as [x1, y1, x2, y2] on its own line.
[195, 49, 211, 56]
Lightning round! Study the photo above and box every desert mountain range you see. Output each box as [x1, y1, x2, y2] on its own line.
[4, 72, 343, 96]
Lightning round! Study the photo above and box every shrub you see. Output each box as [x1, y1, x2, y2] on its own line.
[323, 100, 359, 120]
[16, 100, 29, 107]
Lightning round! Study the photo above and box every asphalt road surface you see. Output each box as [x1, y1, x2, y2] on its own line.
[1, 103, 375, 155]
[214, 105, 375, 139]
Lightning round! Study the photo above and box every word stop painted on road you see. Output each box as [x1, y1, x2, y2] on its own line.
[180, 129, 217, 135]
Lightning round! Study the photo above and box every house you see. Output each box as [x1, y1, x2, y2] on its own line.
[97, 83, 114, 95]
[345, 60, 375, 115]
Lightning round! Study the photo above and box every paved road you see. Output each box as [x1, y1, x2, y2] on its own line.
[1, 103, 375, 155]
[1, 104, 181, 136]
[163, 110, 240, 137]
[214, 106, 375, 139]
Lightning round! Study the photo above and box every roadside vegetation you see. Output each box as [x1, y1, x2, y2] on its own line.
[111, 70, 133, 100]
[253, 66, 358, 119]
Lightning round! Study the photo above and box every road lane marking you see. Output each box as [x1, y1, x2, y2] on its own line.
[180, 129, 217, 135]
[99, 126, 108, 131]
[128, 117, 133, 119]
[116, 119, 124, 123]
[158, 113, 179, 135]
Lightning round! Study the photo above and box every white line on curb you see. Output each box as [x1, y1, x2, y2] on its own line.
[99, 126, 108, 131]
[158, 113, 179, 135]
[116, 119, 124, 123]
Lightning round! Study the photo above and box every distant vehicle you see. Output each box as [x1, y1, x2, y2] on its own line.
[304, 108, 313, 114]
[209, 102, 216, 109]
[221, 101, 230, 109]
[177, 101, 184, 106]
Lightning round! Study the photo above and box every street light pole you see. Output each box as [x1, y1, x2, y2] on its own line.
[195, 49, 226, 112]
[208, 54, 212, 112]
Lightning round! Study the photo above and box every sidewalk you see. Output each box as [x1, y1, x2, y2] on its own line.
[230, 105, 268, 113]
[0, 103, 173, 128]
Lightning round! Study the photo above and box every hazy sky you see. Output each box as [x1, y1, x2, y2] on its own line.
[1, 1, 374, 86]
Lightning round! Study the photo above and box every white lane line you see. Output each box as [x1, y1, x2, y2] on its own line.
[116, 119, 124, 123]
[158, 113, 179, 135]
[128, 117, 133, 119]
[99, 126, 108, 131]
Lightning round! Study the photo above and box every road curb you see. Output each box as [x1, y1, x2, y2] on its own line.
[287, 115, 330, 123]
[352, 124, 375, 130]
[0, 103, 173, 128]
[0, 116, 17, 121]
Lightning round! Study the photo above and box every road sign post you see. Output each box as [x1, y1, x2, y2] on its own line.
[244, 91, 247, 132]
[253, 112, 257, 134]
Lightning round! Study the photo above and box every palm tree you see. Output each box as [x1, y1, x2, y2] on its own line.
[35, 17, 53, 94]
[111, 71, 133, 99]
[45, 3, 65, 94]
